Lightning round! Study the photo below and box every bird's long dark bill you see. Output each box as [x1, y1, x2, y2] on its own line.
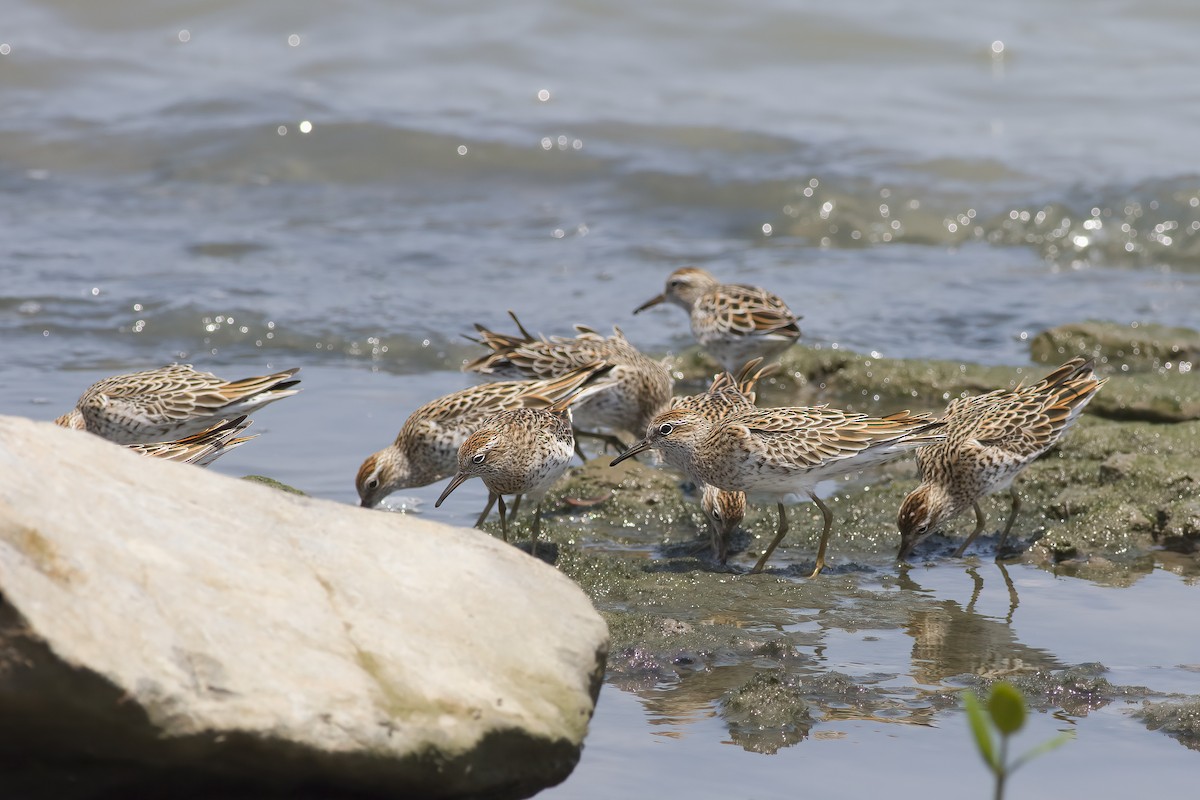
[435, 472, 473, 507]
[632, 293, 666, 314]
[897, 534, 927, 561]
[609, 438, 653, 466]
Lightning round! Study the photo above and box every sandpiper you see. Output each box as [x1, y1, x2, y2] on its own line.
[434, 389, 594, 555]
[633, 266, 801, 373]
[897, 357, 1106, 560]
[700, 483, 746, 564]
[126, 415, 255, 467]
[612, 405, 944, 576]
[357, 362, 611, 527]
[466, 312, 673, 454]
[669, 357, 779, 562]
[56, 364, 300, 444]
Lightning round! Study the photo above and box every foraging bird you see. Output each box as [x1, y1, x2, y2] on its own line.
[700, 483, 747, 565]
[633, 266, 801, 373]
[356, 362, 612, 526]
[466, 312, 672, 454]
[435, 388, 600, 555]
[613, 405, 944, 576]
[896, 357, 1106, 560]
[669, 357, 779, 563]
[56, 363, 299, 444]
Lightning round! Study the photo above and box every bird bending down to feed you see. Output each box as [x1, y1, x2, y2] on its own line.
[434, 382, 607, 555]
[356, 362, 612, 527]
[896, 357, 1106, 561]
[668, 357, 779, 563]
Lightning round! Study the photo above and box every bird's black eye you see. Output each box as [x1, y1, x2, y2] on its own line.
[472, 453, 486, 464]
[367, 478, 379, 490]
[710, 509, 722, 522]
[658, 423, 674, 436]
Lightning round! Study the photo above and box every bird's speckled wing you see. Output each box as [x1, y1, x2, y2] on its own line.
[466, 323, 613, 379]
[403, 363, 610, 442]
[73, 364, 299, 443]
[126, 415, 255, 466]
[671, 376, 754, 422]
[692, 285, 801, 339]
[713, 407, 941, 475]
[946, 357, 1104, 460]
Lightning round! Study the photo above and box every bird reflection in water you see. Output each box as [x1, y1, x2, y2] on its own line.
[896, 562, 1061, 688]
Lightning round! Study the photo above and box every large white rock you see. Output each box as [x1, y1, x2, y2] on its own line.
[0, 414, 608, 798]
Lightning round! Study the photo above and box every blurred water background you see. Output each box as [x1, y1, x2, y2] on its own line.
[2, 1, 1199, 797]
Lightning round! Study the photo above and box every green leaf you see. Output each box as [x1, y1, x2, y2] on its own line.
[1011, 731, 1075, 773]
[963, 691, 998, 770]
[988, 683, 1027, 736]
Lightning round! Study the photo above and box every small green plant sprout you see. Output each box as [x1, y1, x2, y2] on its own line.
[963, 682, 1074, 800]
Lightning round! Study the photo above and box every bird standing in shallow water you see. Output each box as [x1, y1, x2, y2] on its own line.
[356, 362, 611, 526]
[896, 357, 1106, 561]
[466, 312, 672, 455]
[613, 405, 944, 577]
[434, 388, 595, 556]
[633, 266, 801, 373]
[56, 363, 300, 444]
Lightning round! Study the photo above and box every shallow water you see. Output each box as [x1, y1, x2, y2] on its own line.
[544, 561, 1200, 800]
[552, 675, 1200, 800]
[2, 0, 1198, 796]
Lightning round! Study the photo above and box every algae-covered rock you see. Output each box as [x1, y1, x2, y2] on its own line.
[539, 458, 705, 551]
[1015, 417, 1199, 569]
[777, 347, 1019, 414]
[677, 337, 1200, 423]
[1029, 320, 1200, 371]
[1138, 699, 1200, 751]
[969, 664, 1146, 717]
[1084, 370, 1200, 422]
[551, 458, 689, 521]
[1154, 498, 1200, 553]
[1027, 321, 1200, 421]
[241, 474, 307, 495]
[721, 672, 813, 753]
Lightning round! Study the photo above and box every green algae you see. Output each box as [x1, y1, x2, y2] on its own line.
[676, 335, 1200, 423]
[721, 672, 814, 753]
[1138, 699, 1200, 751]
[241, 475, 307, 495]
[960, 663, 1149, 717]
[1029, 320, 1200, 372]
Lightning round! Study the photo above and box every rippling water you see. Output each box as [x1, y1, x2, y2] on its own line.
[2, 0, 1198, 795]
